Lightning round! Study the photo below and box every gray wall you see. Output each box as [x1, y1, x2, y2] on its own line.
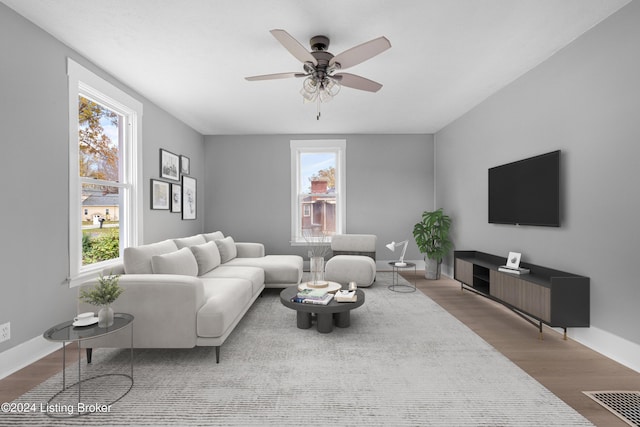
[435, 1, 640, 344]
[203, 134, 434, 260]
[0, 3, 204, 354]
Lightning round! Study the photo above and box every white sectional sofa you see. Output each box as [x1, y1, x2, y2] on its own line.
[79, 231, 303, 363]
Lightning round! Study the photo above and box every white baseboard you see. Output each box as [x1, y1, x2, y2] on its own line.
[0, 336, 63, 380]
[567, 326, 640, 374]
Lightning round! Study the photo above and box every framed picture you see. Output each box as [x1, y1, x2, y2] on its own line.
[182, 176, 197, 220]
[160, 149, 180, 181]
[171, 183, 182, 213]
[506, 251, 521, 269]
[180, 155, 190, 175]
[151, 179, 170, 210]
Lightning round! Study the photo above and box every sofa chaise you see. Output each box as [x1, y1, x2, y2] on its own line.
[78, 231, 303, 363]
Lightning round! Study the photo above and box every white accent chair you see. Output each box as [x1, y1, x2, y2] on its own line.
[325, 234, 377, 287]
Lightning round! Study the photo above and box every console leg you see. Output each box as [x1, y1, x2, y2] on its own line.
[563, 328, 567, 340]
[538, 322, 543, 340]
[86, 348, 92, 364]
[215, 346, 220, 364]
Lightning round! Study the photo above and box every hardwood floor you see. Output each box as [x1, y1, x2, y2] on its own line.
[1, 273, 639, 426]
[409, 271, 640, 427]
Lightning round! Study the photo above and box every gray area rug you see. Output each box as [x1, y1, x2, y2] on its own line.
[6, 273, 593, 426]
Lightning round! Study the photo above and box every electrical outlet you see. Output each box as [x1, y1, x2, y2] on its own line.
[0, 322, 9, 343]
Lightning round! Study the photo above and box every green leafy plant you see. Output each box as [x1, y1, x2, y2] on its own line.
[412, 209, 452, 261]
[79, 273, 124, 306]
[82, 230, 119, 265]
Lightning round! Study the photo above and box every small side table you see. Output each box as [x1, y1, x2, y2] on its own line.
[388, 261, 417, 292]
[42, 313, 134, 418]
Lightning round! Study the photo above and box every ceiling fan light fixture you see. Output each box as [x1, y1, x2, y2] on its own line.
[302, 76, 318, 93]
[300, 89, 317, 103]
[324, 78, 341, 96]
[247, 30, 390, 119]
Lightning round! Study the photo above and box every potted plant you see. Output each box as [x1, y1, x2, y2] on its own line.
[79, 273, 124, 327]
[412, 209, 452, 279]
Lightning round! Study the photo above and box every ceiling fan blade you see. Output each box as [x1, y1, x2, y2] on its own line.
[270, 29, 318, 65]
[333, 73, 383, 92]
[330, 36, 391, 70]
[245, 72, 306, 81]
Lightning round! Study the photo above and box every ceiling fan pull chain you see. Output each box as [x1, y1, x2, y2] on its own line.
[316, 97, 321, 120]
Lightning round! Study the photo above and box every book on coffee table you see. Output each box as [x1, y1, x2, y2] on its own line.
[291, 293, 334, 305]
[335, 290, 357, 303]
[296, 288, 328, 300]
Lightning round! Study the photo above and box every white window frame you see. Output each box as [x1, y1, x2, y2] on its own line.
[67, 58, 143, 287]
[290, 139, 346, 244]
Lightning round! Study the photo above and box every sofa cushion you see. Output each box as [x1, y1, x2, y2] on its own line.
[190, 241, 221, 275]
[123, 239, 179, 274]
[325, 255, 377, 287]
[173, 234, 207, 249]
[202, 231, 225, 242]
[197, 278, 254, 338]
[215, 236, 237, 263]
[201, 265, 264, 295]
[224, 255, 302, 285]
[151, 247, 198, 277]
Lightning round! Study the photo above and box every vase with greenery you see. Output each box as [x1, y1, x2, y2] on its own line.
[412, 209, 452, 279]
[79, 273, 124, 327]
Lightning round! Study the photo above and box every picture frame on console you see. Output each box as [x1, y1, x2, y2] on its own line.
[160, 149, 180, 181]
[151, 179, 170, 210]
[182, 176, 196, 220]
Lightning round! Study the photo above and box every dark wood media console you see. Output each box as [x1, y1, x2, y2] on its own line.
[454, 250, 589, 338]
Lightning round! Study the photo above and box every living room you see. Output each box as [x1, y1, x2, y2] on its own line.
[1, 0, 640, 425]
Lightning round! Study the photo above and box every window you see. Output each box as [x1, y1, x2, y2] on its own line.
[67, 59, 143, 285]
[290, 140, 346, 244]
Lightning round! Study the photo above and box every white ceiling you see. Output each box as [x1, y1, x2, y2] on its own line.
[2, 0, 630, 135]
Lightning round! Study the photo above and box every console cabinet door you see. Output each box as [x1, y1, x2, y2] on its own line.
[490, 271, 551, 322]
[455, 259, 473, 285]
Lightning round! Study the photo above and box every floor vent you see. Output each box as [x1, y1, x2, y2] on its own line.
[583, 391, 640, 426]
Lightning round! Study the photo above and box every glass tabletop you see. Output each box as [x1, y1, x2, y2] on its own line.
[43, 313, 134, 343]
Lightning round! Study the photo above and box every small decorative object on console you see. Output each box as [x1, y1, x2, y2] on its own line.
[499, 251, 530, 275]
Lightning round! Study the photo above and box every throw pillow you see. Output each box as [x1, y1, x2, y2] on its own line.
[151, 247, 198, 276]
[215, 236, 237, 263]
[202, 231, 224, 242]
[190, 241, 221, 275]
[173, 234, 206, 249]
[123, 239, 179, 274]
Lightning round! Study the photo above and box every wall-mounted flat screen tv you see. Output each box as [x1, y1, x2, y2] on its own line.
[488, 150, 560, 227]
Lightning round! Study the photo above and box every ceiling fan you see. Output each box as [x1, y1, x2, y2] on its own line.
[246, 29, 391, 119]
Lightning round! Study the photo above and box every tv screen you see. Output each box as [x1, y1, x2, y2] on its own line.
[488, 150, 560, 227]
